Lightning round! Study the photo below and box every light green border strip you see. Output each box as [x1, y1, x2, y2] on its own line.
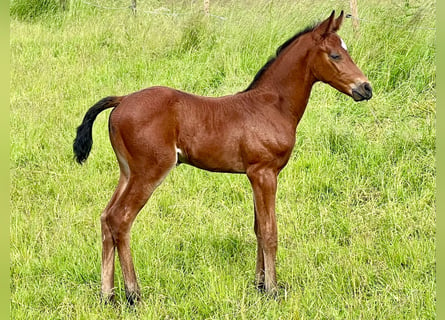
[436, 0, 442, 319]
[2, 0, 10, 318]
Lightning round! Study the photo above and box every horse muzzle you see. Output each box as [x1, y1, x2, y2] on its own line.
[351, 82, 372, 101]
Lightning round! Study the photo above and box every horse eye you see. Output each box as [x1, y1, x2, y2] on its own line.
[329, 53, 341, 61]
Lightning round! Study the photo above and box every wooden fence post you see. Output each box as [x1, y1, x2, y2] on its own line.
[131, 0, 137, 16]
[350, 0, 359, 34]
[60, 0, 67, 11]
[204, 0, 210, 16]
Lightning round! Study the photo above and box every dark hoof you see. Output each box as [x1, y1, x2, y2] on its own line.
[256, 282, 266, 292]
[100, 292, 115, 305]
[126, 290, 141, 306]
[256, 282, 280, 299]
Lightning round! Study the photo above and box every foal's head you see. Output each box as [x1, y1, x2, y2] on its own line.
[308, 11, 372, 101]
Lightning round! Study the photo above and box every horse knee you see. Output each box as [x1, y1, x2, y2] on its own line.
[260, 230, 277, 254]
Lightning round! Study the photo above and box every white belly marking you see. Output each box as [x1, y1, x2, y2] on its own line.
[175, 146, 184, 163]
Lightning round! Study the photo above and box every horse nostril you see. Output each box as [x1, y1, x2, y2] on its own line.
[361, 82, 372, 99]
[351, 82, 373, 101]
[363, 82, 372, 94]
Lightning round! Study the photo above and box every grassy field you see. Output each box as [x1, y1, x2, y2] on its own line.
[10, 0, 435, 319]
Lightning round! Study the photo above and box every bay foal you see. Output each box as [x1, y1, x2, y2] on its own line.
[73, 11, 372, 303]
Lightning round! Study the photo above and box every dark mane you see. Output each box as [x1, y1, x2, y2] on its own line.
[243, 23, 317, 92]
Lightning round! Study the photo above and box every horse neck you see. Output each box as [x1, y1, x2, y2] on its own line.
[251, 37, 316, 123]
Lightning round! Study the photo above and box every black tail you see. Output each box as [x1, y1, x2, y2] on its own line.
[73, 96, 122, 164]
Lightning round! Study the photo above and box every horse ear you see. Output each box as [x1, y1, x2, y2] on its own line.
[314, 10, 336, 38]
[333, 10, 344, 32]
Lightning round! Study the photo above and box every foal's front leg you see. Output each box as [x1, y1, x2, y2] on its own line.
[248, 167, 279, 294]
[254, 210, 265, 290]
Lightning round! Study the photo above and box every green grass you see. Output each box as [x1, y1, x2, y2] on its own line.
[10, 0, 435, 318]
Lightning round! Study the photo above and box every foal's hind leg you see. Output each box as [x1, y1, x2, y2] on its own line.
[100, 173, 128, 302]
[104, 156, 176, 304]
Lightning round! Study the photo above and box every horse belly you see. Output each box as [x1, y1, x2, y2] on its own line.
[177, 138, 245, 173]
